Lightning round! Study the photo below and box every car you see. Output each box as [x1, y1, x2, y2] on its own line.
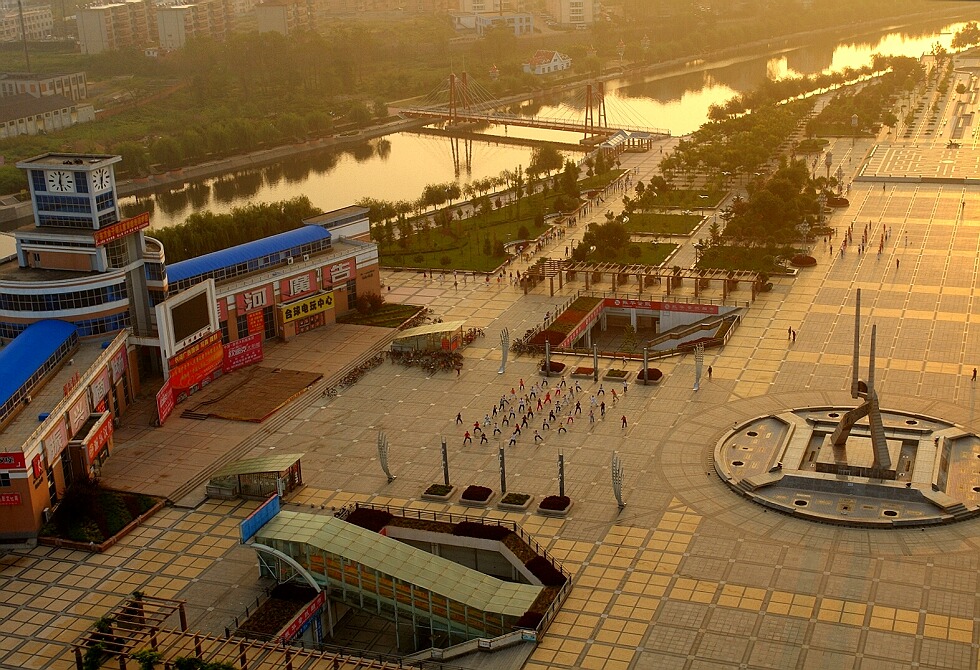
[682, 209, 695, 215]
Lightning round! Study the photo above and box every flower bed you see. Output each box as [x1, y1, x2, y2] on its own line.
[453, 520, 512, 540]
[537, 495, 572, 517]
[528, 296, 601, 347]
[637, 368, 662, 383]
[498, 492, 534, 511]
[525, 556, 568, 587]
[346, 508, 393, 532]
[571, 366, 595, 378]
[421, 483, 455, 502]
[604, 369, 628, 380]
[790, 254, 817, 268]
[460, 485, 494, 506]
[40, 482, 163, 552]
[540, 361, 565, 376]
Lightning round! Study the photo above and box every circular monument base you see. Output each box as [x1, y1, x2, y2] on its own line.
[715, 406, 980, 527]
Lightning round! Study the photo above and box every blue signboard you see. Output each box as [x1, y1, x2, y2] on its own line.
[240, 494, 281, 543]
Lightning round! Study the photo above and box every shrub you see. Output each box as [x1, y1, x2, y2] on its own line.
[638, 368, 663, 382]
[413, 253, 424, 263]
[517, 225, 530, 240]
[453, 521, 512, 540]
[461, 485, 493, 502]
[345, 508, 393, 533]
[628, 245, 642, 258]
[540, 361, 565, 373]
[534, 212, 545, 228]
[501, 492, 530, 505]
[539, 495, 570, 510]
[525, 556, 567, 587]
[790, 254, 816, 267]
[424, 483, 453, 496]
[440, 255, 452, 266]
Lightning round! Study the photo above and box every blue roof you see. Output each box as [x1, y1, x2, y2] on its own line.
[167, 225, 332, 284]
[0, 320, 77, 409]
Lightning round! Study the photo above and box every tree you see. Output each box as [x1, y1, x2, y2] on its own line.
[348, 101, 373, 124]
[149, 136, 182, 169]
[529, 146, 564, 177]
[560, 160, 581, 197]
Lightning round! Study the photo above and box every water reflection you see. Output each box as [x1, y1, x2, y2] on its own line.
[125, 16, 979, 229]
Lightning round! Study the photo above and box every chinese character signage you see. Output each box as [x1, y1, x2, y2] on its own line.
[0, 452, 26, 470]
[168, 336, 224, 393]
[0, 493, 21, 506]
[236, 285, 273, 315]
[88, 367, 111, 406]
[31, 454, 43, 480]
[109, 348, 127, 383]
[93, 212, 150, 246]
[280, 591, 326, 642]
[156, 378, 175, 426]
[168, 331, 221, 369]
[604, 298, 718, 315]
[86, 415, 113, 465]
[43, 419, 69, 463]
[325, 259, 355, 288]
[68, 394, 91, 437]
[280, 270, 317, 301]
[247, 310, 265, 336]
[280, 292, 334, 324]
[223, 334, 263, 374]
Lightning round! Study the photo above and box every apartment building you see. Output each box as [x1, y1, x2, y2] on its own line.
[0, 5, 52, 41]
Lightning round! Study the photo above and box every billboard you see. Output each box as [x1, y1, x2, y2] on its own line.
[280, 292, 334, 324]
[223, 334, 263, 374]
[156, 378, 175, 426]
[94, 212, 150, 246]
[168, 332, 224, 393]
[156, 279, 220, 364]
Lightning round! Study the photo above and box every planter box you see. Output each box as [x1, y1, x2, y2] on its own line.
[604, 370, 629, 381]
[38, 499, 166, 554]
[536, 500, 573, 518]
[571, 366, 595, 379]
[420, 484, 455, 502]
[497, 494, 534, 512]
[459, 493, 496, 508]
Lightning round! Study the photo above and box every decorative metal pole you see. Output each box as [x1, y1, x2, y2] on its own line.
[498, 327, 509, 374]
[558, 450, 565, 497]
[378, 431, 395, 483]
[499, 445, 507, 494]
[693, 343, 704, 391]
[612, 451, 625, 510]
[593, 344, 599, 382]
[441, 438, 450, 487]
[642, 346, 649, 385]
[545, 340, 551, 377]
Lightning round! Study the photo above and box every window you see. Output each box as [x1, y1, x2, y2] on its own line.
[0, 473, 10, 487]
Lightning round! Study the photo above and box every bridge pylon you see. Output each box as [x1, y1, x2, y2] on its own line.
[584, 80, 608, 138]
[448, 72, 472, 126]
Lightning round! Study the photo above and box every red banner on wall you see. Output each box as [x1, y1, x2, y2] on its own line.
[247, 310, 265, 336]
[156, 378, 175, 426]
[236, 284, 274, 315]
[223, 334, 263, 374]
[0, 452, 26, 471]
[168, 335, 224, 393]
[86, 415, 113, 465]
[0, 492, 22, 506]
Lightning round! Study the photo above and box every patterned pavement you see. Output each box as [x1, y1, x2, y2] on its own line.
[10, 65, 980, 670]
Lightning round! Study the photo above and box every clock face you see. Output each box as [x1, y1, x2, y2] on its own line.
[45, 170, 75, 193]
[91, 167, 111, 191]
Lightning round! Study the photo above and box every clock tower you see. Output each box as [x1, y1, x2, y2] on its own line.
[12, 153, 154, 336]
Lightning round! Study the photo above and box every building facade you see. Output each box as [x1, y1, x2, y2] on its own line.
[522, 49, 571, 75]
[76, 0, 155, 54]
[0, 72, 88, 101]
[0, 5, 53, 41]
[545, 0, 596, 26]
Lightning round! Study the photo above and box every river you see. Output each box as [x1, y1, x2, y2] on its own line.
[123, 14, 979, 230]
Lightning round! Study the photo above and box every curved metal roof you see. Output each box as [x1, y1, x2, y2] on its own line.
[0, 320, 77, 409]
[166, 225, 331, 284]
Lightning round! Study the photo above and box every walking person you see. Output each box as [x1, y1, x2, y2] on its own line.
[621, 415, 628, 429]
[973, 368, 977, 383]
[707, 366, 712, 380]
[600, 401, 606, 418]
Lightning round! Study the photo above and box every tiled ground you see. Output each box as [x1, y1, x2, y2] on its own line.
[10, 55, 980, 670]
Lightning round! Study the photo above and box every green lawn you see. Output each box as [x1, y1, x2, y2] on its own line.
[596, 242, 677, 267]
[337, 303, 422, 328]
[645, 188, 727, 209]
[624, 212, 702, 236]
[697, 246, 793, 274]
[380, 171, 624, 272]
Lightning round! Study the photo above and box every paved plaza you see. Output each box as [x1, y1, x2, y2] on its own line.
[12, 71, 980, 670]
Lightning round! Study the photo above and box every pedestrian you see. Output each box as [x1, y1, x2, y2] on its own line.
[623, 381, 628, 394]
[566, 414, 574, 425]
[896, 258, 900, 270]
[494, 422, 501, 436]
[463, 431, 472, 445]
[707, 366, 712, 379]
[480, 432, 488, 444]
[791, 330, 796, 343]
[589, 409, 595, 424]
[973, 368, 977, 382]
[474, 421, 481, 434]
[788, 325, 792, 340]
[611, 388, 618, 402]
[575, 400, 582, 415]
[534, 430, 543, 444]
[456, 412, 463, 425]
[621, 415, 628, 428]
[508, 432, 518, 447]
[515, 424, 522, 437]
[520, 378, 525, 391]
[600, 401, 606, 418]
[456, 365, 461, 377]
[521, 415, 529, 428]
[454, 280, 458, 290]
[558, 423, 567, 434]
[542, 419, 550, 430]
[598, 384, 605, 396]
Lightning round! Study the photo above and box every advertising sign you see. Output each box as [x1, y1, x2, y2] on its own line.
[86, 415, 113, 465]
[280, 270, 318, 302]
[0, 493, 22, 506]
[222, 334, 263, 374]
[43, 419, 69, 463]
[31, 454, 43, 480]
[0, 452, 26, 471]
[279, 591, 326, 641]
[156, 378, 175, 426]
[247, 310, 265, 336]
[93, 212, 150, 246]
[280, 292, 333, 324]
[236, 285, 274, 315]
[168, 331, 221, 369]
[109, 348, 127, 383]
[67, 394, 91, 437]
[168, 337, 224, 393]
[560, 300, 607, 348]
[325, 259, 355, 288]
[88, 367, 111, 406]
[604, 298, 719, 315]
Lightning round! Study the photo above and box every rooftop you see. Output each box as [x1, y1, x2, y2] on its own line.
[0, 320, 77, 418]
[15, 153, 121, 170]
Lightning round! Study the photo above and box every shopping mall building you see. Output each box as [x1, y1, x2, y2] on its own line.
[0, 153, 380, 542]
